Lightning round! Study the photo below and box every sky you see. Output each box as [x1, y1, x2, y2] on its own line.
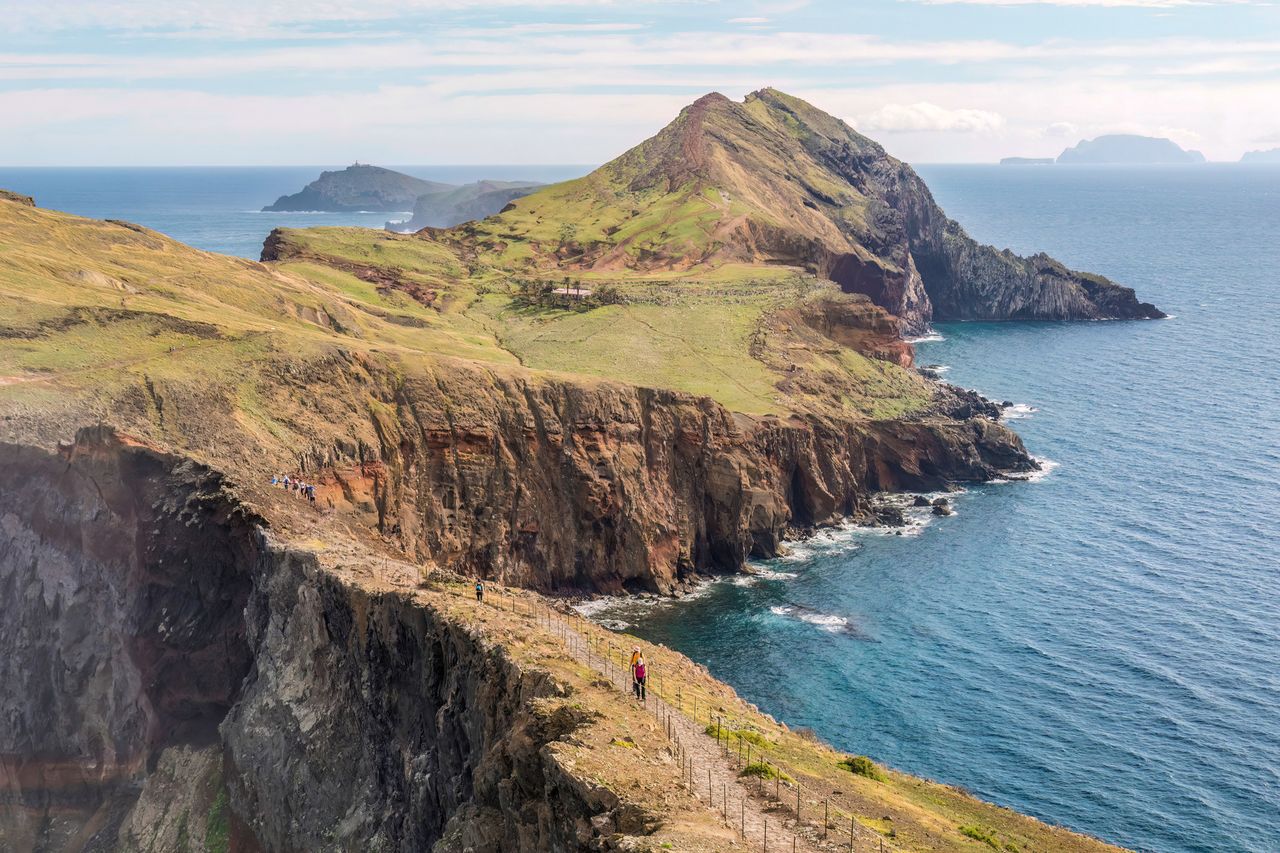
[1, 0, 1277, 165]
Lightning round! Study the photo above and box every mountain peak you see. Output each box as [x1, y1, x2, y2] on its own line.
[689, 91, 731, 108]
[469, 89, 1162, 330]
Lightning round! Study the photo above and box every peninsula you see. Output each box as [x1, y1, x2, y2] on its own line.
[0, 89, 1158, 852]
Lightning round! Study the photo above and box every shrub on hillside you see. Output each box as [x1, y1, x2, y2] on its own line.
[838, 755, 887, 782]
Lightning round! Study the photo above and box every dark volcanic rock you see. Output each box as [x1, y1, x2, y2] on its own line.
[873, 504, 908, 526]
[0, 430, 635, 852]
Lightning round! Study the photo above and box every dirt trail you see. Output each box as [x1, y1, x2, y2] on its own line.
[544, 608, 889, 853]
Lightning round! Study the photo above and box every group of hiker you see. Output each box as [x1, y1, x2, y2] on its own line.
[472, 580, 650, 702]
[271, 474, 317, 504]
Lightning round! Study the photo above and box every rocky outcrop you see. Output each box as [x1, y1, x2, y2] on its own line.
[0, 189, 35, 207]
[0, 430, 646, 851]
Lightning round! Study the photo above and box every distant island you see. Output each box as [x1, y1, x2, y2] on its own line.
[1057, 134, 1205, 164]
[387, 179, 542, 231]
[1240, 147, 1280, 163]
[1000, 157, 1054, 166]
[265, 163, 545, 228]
[262, 163, 452, 212]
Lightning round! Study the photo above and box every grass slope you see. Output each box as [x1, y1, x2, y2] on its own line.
[274, 225, 933, 419]
[458, 89, 886, 277]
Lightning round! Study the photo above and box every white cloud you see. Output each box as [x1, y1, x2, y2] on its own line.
[729, 16, 772, 23]
[1, 3, 1276, 164]
[857, 102, 1007, 133]
[0, 0, 656, 34]
[807, 77, 1278, 161]
[5, 30, 1278, 85]
[3, 74, 1276, 164]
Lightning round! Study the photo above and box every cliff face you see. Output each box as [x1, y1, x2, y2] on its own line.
[0, 431, 257, 851]
[0, 430, 649, 852]
[740, 90, 1167, 330]
[283, 355, 1031, 594]
[0, 430, 1131, 853]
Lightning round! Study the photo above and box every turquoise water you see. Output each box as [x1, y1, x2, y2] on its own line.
[0, 165, 589, 259]
[4, 164, 1277, 852]
[591, 166, 1280, 853]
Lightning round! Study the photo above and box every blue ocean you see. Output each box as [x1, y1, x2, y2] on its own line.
[0, 165, 590, 259]
[3, 164, 1277, 853]
[590, 165, 1280, 853]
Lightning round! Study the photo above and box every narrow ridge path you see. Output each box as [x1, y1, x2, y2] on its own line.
[537, 604, 889, 853]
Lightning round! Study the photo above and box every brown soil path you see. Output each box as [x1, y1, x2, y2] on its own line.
[544, 607, 891, 853]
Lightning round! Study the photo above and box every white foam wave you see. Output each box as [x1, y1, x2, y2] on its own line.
[1025, 456, 1060, 483]
[773, 526, 864, 562]
[769, 605, 850, 633]
[906, 331, 945, 344]
[574, 596, 627, 619]
[574, 577, 719, 626]
[740, 567, 798, 582]
[1002, 403, 1038, 420]
[991, 456, 1059, 485]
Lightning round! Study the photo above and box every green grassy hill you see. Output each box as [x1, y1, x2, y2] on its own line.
[450, 89, 1160, 333]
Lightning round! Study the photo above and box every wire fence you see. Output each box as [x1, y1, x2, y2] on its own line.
[450, 581, 893, 853]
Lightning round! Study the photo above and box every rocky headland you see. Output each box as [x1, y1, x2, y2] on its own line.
[457, 89, 1164, 336]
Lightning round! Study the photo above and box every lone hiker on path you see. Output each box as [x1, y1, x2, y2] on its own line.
[632, 652, 647, 702]
[475, 580, 484, 602]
